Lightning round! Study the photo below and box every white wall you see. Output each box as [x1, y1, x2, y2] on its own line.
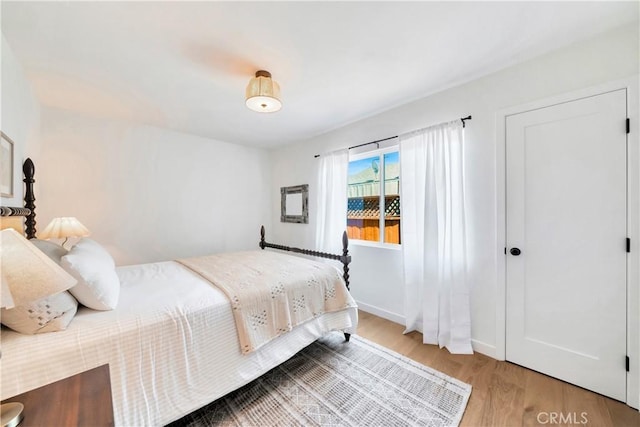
[1, 34, 40, 206]
[270, 24, 640, 354]
[36, 107, 273, 265]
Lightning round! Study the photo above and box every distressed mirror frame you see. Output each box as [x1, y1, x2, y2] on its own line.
[280, 184, 309, 224]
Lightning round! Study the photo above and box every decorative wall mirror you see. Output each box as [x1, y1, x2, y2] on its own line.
[281, 184, 309, 224]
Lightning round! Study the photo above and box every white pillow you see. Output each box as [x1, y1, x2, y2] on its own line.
[61, 238, 120, 310]
[1, 291, 78, 334]
[31, 239, 68, 265]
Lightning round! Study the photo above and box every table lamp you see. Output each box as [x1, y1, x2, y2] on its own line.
[39, 217, 90, 248]
[0, 228, 78, 427]
[1, 274, 15, 309]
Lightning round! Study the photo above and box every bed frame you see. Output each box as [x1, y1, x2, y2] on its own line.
[1, 158, 354, 340]
[0, 158, 36, 239]
[259, 226, 351, 292]
[260, 226, 352, 341]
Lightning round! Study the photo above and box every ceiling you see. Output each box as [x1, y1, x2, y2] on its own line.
[2, 1, 638, 148]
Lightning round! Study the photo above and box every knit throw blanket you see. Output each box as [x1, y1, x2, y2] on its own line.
[177, 251, 356, 354]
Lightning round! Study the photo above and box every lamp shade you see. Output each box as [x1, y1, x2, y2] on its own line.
[0, 229, 76, 307]
[245, 70, 282, 113]
[1, 273, 15, 309]
[39, 217, 90, 240]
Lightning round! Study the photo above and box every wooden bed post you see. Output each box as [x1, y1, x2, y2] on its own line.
[341, 231, 352, 342]
[1, 159, 36, 237]
[340, 231, 351, 291]
[23, 158, 36, 239]
[259, 225, 266, 250]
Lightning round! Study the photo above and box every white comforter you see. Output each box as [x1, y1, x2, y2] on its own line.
[0, 260, 358, 426]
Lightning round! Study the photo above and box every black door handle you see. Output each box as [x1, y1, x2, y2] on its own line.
[510, 248, 521, 256]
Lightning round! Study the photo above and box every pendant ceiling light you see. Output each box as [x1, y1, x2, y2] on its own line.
[245, 70, 282, 113]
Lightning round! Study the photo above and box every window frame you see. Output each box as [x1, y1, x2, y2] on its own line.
[348, 145, 401, 248]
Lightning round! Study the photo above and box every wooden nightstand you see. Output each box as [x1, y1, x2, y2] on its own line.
[1, 364, 114, 427]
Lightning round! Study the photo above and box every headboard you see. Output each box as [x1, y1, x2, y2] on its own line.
[0, 158, 37, 239]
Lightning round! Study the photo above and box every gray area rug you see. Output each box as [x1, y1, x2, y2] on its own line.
[170, 333, 472, 426]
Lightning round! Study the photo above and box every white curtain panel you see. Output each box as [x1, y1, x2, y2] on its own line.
[315, 149, 349, 254]
[400, 120, 472, 354]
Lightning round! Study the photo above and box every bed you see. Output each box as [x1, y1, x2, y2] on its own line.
[0, 158, 358, 426]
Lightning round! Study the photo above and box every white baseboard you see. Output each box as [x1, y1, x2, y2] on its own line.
[356, 301, 498, 359]
[356, 301, 405, 325]
[471, 339, 497, 359]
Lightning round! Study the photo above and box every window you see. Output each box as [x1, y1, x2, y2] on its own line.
[347, 147, 400, 245]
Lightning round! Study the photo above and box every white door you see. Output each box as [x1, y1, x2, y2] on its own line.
[506, 89, 627, 401]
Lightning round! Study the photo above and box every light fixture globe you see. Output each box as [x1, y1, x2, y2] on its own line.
[246, 70, 282, 113]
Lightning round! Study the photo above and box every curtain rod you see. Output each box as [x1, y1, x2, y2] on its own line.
[313, 115, 471, 158]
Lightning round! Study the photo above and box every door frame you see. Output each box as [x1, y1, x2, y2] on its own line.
[495, 75, 640, 408]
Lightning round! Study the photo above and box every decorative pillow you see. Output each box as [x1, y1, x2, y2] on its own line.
[1, 291, 78, 334]
[61, 238, 120, 310]
[31, 239, 68, 265]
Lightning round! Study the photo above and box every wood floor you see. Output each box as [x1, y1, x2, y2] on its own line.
[355, 310, 639, 427]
